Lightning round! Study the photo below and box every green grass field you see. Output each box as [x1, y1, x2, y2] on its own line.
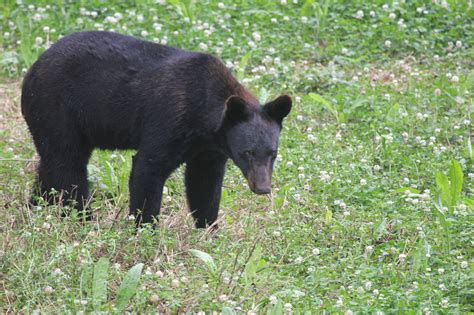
[1, 0, 473, 313]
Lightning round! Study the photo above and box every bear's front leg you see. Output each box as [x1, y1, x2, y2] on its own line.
[185, 151, 227, 228]
[129, 153, 177, 226]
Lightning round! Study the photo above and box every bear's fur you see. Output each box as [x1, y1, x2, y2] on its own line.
[21, 31, 292, 228]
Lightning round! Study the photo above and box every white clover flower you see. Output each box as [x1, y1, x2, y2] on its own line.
[141, 30, 149, 37]
[456, 40, 462, 48]
[365, 281, 372, 290]
[438, 268, 445, 274]
[313, 248, 320, 255]
[252, 31, 261, 41]
[280, 0, 287, 4]
[35, 36, 44, 46]
[218, 294, 228, 302]
[267, 295, 277, 305]
[217, 2, 225, 9]
[301, 16, 308, 23]
[199, 42, 208, 50]
[440, 298, 449, 308]
[43, 286, 54, 294]
[294, 256, 303, 264]
[355, 10, 364, 19]
[384, 40, 392, 48]
[248, 40, 256, 48]
[171, 279, 179, 288]
[284, 303, 293, 312]
[389, 12, 396, 19]
[460, 261, 468, 269]
[398, 253, 407, 262]
[360, 178, 367, 186]
[369, 10, 376, 17]
[382, 4, 389, 10]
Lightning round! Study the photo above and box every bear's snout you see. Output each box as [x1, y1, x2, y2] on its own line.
[247, 166, 272, 195]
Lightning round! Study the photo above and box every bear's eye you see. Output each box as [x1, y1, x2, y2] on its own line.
[243, 150, 253, 158]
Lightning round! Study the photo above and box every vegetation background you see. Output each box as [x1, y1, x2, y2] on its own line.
[1, 0, 473, 313]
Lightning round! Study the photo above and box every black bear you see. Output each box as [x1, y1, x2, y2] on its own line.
[21, 31, 292, 228]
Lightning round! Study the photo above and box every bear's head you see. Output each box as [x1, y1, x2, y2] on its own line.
[222, 94, 292, 194]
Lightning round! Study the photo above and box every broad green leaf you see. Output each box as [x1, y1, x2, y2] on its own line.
[435, 172, 451, 207]
[449, 160, 463, 207]
[116, 263, 144, 311]
[374, 218, 387, 240]
[80, 264, 93, 297]
[268, 300, 284, 315]
[93, 257, 110, 308]
[301, 0, 315, 17]
[324, 209, 332, 225]
[189, 249, 217, 273]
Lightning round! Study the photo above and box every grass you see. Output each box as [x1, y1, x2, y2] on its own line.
[1, 0, 473, 313]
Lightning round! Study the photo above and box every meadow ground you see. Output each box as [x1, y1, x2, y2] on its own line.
[0, 0, 473, 313]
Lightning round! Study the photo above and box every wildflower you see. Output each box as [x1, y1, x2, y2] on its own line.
[384, 40, 391, 48]
[43, 286, 54, 294]
[294, 256, 303, 264]
[217, 2, 225, 9]
[252, 31, 261, 41]
[440, 298, 449, 308]
[365, 281, 372, 290]
[218, 294, 228, 302]
[438, 268, 445, 274]
[460, 261, 468, 269]
[456, 40, 462, 48]
[450, 75, 459, 83]
[398, 253, 407, 262]
[370, 10, 376, 17]
[389, 12, 396, 19]
[35, 36, 44, 46]
[284, 303, 293, 312]
[355, 10, 364, 19]
[52, 268, 63, 276]
[313, 248, 320, 255]
[199, 42, 208, 50]
[301, 16, 308, 23]
[360, 178, 367, 186]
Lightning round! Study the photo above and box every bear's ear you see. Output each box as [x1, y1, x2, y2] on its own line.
[263, 94, 292, 124]
[223, 95, 251, 124]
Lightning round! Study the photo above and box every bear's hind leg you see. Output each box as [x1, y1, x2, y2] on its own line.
[35, 146, 92, 218]
[185, 152, 227, 229]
